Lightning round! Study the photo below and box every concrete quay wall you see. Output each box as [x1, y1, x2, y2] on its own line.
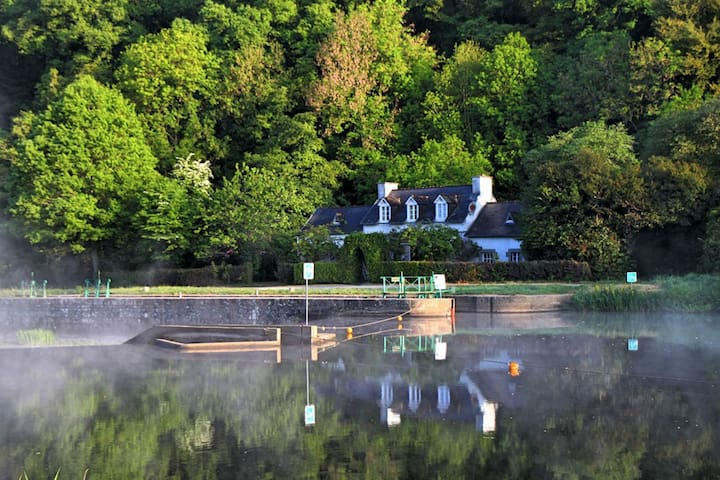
[453, 294, 572, 313]
[0, 294, 570, 336]
[0, 296, 416, 331]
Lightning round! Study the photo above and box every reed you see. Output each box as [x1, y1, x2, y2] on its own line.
[16, 328, 56, 345]
[571, 274, 720, 312]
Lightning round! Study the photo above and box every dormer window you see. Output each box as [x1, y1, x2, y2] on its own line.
[332, 212, 343, 225]
[505, 212, 515, 224]
[434, 196, 448, 222]
[379, 199, 391, 223]
[406, 197, 418, 222]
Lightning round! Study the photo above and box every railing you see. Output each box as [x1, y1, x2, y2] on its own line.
[383, 335, 444, 355]
[380, 272, 440, 298]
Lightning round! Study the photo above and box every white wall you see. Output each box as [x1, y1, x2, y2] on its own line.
[469, 238, 522, 261]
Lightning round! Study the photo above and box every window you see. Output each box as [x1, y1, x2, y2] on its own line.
[507, 250, 523, 262]
[505, 212, 515, 224]
[434, 196, 448, 222]
[479, 251, 497, 263]
[406, 197, 418, 222]
[379, 199, 391, 223]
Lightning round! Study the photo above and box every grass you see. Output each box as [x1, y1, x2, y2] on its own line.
[0, 274, 717, 313]
[571, 274, 720, 313]
[0, 282, 584, 297]
[16, 328, 56, 345]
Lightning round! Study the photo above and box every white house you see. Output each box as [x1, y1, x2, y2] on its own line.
[304, 175, 523, 262]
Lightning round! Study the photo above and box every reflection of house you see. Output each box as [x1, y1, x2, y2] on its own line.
[304, 175, 523, 262]
[325, 369, 503, 432]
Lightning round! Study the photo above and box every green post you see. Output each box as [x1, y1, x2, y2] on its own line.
[42, 280, 47, 298]
[105, 278, 111, 298]
[84, 279, 90, 298]
[30, 272, 36, 298]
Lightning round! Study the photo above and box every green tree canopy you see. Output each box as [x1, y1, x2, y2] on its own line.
[521, 121, 647, 276]
[115, 18, 222, 170]
[4, 75, 160, 258]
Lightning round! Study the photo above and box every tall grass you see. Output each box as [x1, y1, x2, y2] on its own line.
[572, 274, 720, 312]
[16, 328, 56, 345]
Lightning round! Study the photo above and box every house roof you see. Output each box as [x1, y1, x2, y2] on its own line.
[361, 185, 474, 225]
[465, 202, 523, 238]
[304, 206, 369, 235]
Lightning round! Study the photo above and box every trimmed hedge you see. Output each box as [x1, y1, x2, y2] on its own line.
[291, 259, 592, 284]
[377, 260, 592, 282]
[292, 261, 355, 284]
[106, 264, 254, 286]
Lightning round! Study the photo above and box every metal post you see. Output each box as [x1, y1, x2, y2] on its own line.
[306, 359, 310, 405]
[305, 278, 309, 326]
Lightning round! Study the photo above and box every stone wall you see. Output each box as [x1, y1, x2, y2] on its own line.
[0, 294, 568, 340]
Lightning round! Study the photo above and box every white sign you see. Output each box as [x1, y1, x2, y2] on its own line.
[433, 273, 447, 291]
[303, 262, 315, 280]
[435, 341, 447, 360]
[304, 404, 316, 426]
[626, 272, 637, 283]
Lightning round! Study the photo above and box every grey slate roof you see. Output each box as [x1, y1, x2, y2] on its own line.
[361, 185, 474, 225]
[304, 206, 369, 235]
[466, 202, 523, 238]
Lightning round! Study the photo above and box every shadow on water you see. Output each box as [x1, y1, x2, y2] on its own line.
[0, 311, 719, 479]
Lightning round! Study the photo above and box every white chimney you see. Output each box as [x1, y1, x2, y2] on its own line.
[472, 176, 495, 205]
[377, 182, 399, 199]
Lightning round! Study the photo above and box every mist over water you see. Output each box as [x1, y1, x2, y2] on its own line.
[0, 312, 718, 479]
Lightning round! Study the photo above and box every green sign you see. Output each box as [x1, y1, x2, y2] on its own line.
[626, 272, 637, 283]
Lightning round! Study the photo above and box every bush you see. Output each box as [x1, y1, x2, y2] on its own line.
[376, 260, 592, 282]
[290, 259, 592, 284]
[292, 261, 355, 284]
[106, 264, 253, 286]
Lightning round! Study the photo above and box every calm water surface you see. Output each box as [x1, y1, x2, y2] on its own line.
[1, 312, 719, 479]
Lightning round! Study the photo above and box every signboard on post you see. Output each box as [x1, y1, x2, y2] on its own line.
[303, 262, 315, 280]
[626, 272, 637, 284]
[304, 404, 316, 426]
[433, 273, 447, 291]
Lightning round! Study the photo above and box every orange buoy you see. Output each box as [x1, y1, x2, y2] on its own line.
[508, 361, 520, 377]
[397, 315, 403, 322]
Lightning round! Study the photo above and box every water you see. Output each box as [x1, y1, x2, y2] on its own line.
[1, 312, 719, 479]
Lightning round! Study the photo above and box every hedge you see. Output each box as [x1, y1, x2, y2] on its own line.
[292, 261, 356, 284]
[291, 259, 592, 284]
[106, 264, 254, 287]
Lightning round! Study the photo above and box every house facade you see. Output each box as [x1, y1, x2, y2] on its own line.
[304, 175, 523, 262]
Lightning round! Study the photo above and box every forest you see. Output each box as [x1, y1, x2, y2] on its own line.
[0, 0, 718, 281]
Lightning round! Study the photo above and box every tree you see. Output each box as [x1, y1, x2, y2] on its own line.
[473, 31, 539, 196]
[636, 98, 720, 273]
[655, 0, 720, 95]
[115, 18, 222, 171]
[135, 153, 214, 264]
[308, 0, 436, 202]
[551, 31, 632, 129]
[521, 121, 647, 277]
[386, 135, 491, 188]
[4, 75, 160, 262]
[0, 0, 132, 75]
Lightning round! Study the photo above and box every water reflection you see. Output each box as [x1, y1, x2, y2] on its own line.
[0, 312, 718, 479]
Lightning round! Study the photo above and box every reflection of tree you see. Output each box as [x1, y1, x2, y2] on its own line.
[0, 333, 719, 479]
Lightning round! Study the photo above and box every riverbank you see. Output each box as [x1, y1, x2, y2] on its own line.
[1, 274, 717, 312]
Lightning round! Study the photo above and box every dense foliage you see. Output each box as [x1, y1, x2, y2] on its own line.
[1, 0, 719, 279]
